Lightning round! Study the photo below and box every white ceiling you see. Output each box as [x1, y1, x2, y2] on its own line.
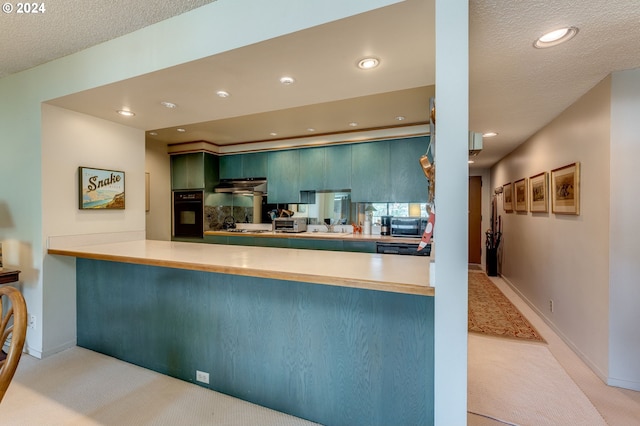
[4, 0, 640, 169]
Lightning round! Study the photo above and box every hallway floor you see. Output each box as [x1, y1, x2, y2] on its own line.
[468, 272, 640, 425]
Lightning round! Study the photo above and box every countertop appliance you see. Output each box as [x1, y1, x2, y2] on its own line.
[173, 190, 204, 238]
[274, 217, 307, 233]
[380, 215, 392, 236]
[376, 241, 431, 256]
[391, 217, 428, 238]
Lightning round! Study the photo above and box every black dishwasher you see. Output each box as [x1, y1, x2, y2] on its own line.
[376, 242, 431, 256]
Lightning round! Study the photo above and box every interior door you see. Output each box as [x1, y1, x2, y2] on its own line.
[468, 176, 482, 264]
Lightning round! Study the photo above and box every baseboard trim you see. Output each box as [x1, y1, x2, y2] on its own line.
[607, 377, 640, 391]
[498, 274, 609, 384]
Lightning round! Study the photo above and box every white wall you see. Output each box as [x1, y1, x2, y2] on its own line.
[40, 104, 145, 356]
[491, 77, 612, 380]
[608, 68, 640, 390]
[145, 142, 172, 241]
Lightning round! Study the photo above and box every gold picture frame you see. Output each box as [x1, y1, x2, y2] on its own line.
[529, 172, 548, 213]
[551, 162, 580, 215]
[503, 182, 513, 212]
[514, 178, 527, 212]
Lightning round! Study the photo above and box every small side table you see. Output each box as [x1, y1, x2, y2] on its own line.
[0, 269, 20, 285]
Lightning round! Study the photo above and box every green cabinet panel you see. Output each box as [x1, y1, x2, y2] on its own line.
[299, 147, 325, 190]
[289, 238, 343, 251]
[343, 241, 377, 253]
[256, 237, 290, 248]
[324, 144, 351, 190]
[204, 235, 228, 244]
[389, 137, 429, 202]
[219, 155, 243, 179]
[171, 152, 219, 190]
[267, 150, 300, 204]
[351, 140, 390, 202]
[242, 152, 268, 177]
[220, 153, 268, 179]
[227, 236, 256, 246]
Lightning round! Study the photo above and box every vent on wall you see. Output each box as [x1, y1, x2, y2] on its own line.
[469, 131, 483, 156]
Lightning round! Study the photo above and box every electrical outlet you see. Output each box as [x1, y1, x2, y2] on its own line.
[549, 300, 554, 313]
[196, 370, 209, 384]
[28, 314, 36, 329]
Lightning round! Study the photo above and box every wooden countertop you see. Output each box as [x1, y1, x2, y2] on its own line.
[205, 230, 423, 244]
[48, 240, 433, 296]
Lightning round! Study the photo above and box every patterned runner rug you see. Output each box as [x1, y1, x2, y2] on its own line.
[468, 271, 546, 343]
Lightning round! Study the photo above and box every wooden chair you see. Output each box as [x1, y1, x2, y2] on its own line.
[0, 286, 27, 403]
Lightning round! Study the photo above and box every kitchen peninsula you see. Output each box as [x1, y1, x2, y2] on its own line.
[49, 240, 434, 425]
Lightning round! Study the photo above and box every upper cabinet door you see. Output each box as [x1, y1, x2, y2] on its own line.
[324, 144, 351, 191]
[171, 153, 204, 189]
[299, 147, 325, 190]
[351, 141, 390, 202]
[220, 152, 268, 179]
[389, 137, 429, 202]
[219, 155, 243, 179]
[242, 152, 268, 178]
[267, 150, 300, 203]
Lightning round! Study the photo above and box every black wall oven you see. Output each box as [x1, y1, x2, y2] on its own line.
[173, 190, 204, 238]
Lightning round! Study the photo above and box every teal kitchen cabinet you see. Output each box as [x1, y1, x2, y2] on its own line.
[219, 155, 243, 179]
[220, 152, 268, 179]
[203, 235, 228, 244]
[298, 147, 325, 190]
[242, 152, 268, 177]
[171, 152, 219, 190]
[289, 238, 343, 251]
[351, 140, 390, 202]
[324, 144, 351, 190]
[342, 240, 377, 253]
[389, 136, 429, 202]
[267, 149, 300, 203]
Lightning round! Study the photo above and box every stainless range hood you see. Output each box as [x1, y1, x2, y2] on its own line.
[214, 178, 267, 194]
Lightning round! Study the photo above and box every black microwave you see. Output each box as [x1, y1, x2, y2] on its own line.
[390, 217, 427, 237]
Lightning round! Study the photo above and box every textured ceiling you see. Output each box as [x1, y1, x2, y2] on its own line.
[0, 0, 217, 78]
[3, 0, 640, 169]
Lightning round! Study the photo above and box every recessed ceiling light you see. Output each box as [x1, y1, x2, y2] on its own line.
[357, 57, 380, 70]
[160, 101, 177, 108]
[468, 160, 475, 164]
[216, 90, 230, 98]
[307, 128, 316, 132]
[117, 110, 135, 117]
[270, 132, 278, 136]
[176, 128, 186, 133]
[279, 76, 295, 85]
[148, 132, 158, 136]
[348, 122, 358, 127]
[395, 116, 406, 121]
[482, 132, 498, 138]
[534, 27, 578, 48]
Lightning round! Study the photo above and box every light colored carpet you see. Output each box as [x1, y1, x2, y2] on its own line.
[3, 347, 320, 426]
[486, 275, 640, 425]
[468, 271, 545, 343]
[468, 333, 607, 426]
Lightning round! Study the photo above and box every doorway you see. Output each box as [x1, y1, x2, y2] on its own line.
[468, 176, 482, 264]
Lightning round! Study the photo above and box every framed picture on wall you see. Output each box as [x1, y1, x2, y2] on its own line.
[514, 178, 528, 212]
[503, 182, 513, 212]
[551, 162, 580, 215]
[529, 172, 548, 213]
[78, 166, 125, 209]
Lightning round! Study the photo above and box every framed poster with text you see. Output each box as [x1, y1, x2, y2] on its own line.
[79, 167, 125, 209]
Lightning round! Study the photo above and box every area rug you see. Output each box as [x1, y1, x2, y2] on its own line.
[468, 271, 546, 343]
